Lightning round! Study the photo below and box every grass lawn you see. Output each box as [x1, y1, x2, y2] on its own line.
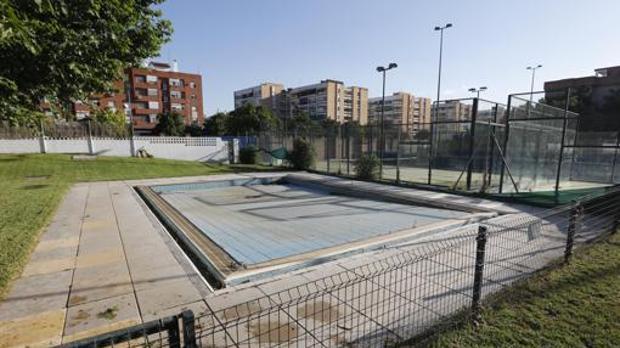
[0, 153, 279, 298]
[423, 232, 620, 347]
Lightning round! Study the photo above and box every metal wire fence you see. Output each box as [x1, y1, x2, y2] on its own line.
[252, 94, 619, 199]
[60, 185, 619, 347]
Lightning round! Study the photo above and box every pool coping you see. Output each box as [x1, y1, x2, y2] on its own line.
[135, 174, 502, 288]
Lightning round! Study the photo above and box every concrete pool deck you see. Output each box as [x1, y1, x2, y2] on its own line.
[0, 172, 545, 346]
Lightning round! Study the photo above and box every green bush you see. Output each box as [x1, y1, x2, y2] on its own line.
[287, 138, 315, 170]
[239, 145, 258, 164]
[355, 154, 380, 180]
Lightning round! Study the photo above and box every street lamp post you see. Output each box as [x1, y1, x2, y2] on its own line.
[376, 62, 398, 178]
[468, 86, 488, 99]
[526, 64, 543, 103]
[428, 23, 453, 185]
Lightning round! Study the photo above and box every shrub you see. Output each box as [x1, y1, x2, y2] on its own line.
[239, 145, 259, 164]
[355, 153, 380, 180]
[287, 138, 315, 170]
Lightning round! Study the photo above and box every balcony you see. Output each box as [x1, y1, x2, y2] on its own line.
[133, 107, 160, 115]
[133, 93, 159, 101]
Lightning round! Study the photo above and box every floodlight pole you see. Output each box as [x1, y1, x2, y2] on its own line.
[527, 64, 542, 105]
[376, 63, 398, 179]
[429, 23, 453, 185]
[380, 68, 386, 177]
[469, 87, 487, 99]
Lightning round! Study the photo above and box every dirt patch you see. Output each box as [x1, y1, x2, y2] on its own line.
[69, 295, 88, 306]
[69, 309, 91, 327]
[250, 321, 299, 343]
[97, 306, 119, 320]
[297, 301, 342, 323]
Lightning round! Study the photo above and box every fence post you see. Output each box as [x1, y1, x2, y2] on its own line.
[346, 124, 351, 175]
[466, 98, 479, 191]
[564, 201, 582, 263]
[472, 224, 488, 321]
[39, 120, 47, 154]
[86, 119, 95, 155]
[396, 125, 401, 184]
[181, 310, 197, 348]
[555, 88, 572, 201]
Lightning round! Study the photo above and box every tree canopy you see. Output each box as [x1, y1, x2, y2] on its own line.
[154, 112, 185, 136]
[0, 0, 172, 126]
[225, 104, 279, 135]
[203, 112, 228, 136]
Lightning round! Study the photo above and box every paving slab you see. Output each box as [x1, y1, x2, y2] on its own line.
[62, 293, 140, 343]
[68, 262, 133, 306]
[0, 270, 73, 321]
[0, 309, 66, 348]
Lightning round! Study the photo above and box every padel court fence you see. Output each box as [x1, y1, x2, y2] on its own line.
[61, 186, 620, 347]
[254, 90, 619, 199]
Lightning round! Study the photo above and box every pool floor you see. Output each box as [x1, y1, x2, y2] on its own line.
[158, 183, 470, 266]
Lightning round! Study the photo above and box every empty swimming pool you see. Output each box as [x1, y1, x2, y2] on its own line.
[137, 175, 479, 287]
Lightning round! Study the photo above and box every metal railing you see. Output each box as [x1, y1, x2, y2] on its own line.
[66, 186, 619, 347]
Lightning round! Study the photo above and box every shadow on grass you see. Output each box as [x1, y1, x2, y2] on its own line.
[402, 236, 619, 347]
[22, 184, 50, 190]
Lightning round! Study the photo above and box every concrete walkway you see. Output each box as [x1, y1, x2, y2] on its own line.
[0, 178, 222, 347]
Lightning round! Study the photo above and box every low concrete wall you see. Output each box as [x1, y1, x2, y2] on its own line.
[0, 136, 235, 163]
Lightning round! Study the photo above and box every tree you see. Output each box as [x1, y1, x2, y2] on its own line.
[0, 0, 172, 125]
[187, 121, 204, 137]
[92, 107, 128, 136]
[154, 112, 185, 136]
[226, 104, 279, 135]
[203, 112, 228, 136]
[288, 111, 319, 137]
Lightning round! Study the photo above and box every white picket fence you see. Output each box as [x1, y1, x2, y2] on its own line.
[0, 136, 237, 163]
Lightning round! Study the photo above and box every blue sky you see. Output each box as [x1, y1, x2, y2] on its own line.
[157, 0, 620, 115]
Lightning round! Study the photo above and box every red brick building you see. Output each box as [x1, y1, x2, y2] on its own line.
[74, 61, 204, 134]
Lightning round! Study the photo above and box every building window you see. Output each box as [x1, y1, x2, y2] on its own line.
[170, 78, 184, 87]
[148, 101, 159, 109]
[147, 88, 158, 96]
[146, 75, 158, 83]
[189, 82, 196, 88]
[135, 75, 146, 83]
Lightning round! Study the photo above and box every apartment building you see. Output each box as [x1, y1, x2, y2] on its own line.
[233, 83, 284, 110]
[432, 100, 472, 122]
[74, 61, 204, 134]
[545, 65, 620, 106]
[233, 80, 368, 125]
[368, 92, 432, 136]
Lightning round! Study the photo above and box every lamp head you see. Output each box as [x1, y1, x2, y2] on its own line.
[388, 63, 398, 69]
[446, 23, 453, 28]
[468, 88, 476, 93]
[434, 26, 441, 31]
[480, 86, 487, 91]
[376, 66, 385, 72]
